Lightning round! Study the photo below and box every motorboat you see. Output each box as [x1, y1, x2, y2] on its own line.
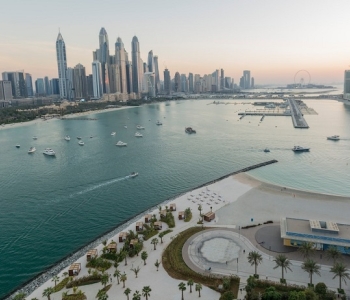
[78, 141, 85, 146]
[32, 136, 38, 140]
[263, 148, 270, 153]
[111, 132, 116, 136]
[43, 148, 56, 156]
[116, 141, 127, 147]
[15, 145, 20, 148]
[130, 172, 138, 178]
[156, 121, 162, 125]
[185, 127, 196, 134]
[135, 132, 143, 137]
[136, 125, 145, 130]
[28, 147, 36, 153]
[292, 146, 310, 152]
[124, 125, 127, 129]
[65, 135, 71, 141]
[90, 136, 93, 138]
[327, 135, 340, 141]
[77, 137, 82, 140]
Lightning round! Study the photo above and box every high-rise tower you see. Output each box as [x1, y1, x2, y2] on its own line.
[131, 36, 142, 94]
[153, 56, 160, 95]
[115, 37, 127, 94]
[56, 32, 68, 99]
[97, 27, 110, 93]
[164, 69, 171, 95]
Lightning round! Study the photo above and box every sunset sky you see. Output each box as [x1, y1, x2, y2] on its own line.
[1, 0, 349, 85]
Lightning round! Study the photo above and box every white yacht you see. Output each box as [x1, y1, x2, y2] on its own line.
[78, 141, 84, 146]
[292, 146, 310, 152]
[65, 135, 71, 141]
[28, 147, 36, 153]
[15, 144, 20, 148]
[116, 141, 127, 147]
[32, 136, 38, 140]
[124, 125, 127, 129]
[135, 132, 143, 137]
[43, 148, 56, 156]
[130, 172, 138, 178]
[136, 125, 145, 130]
[156, 121, 162, 125]
[111, 132, 116, 136]
[327, 135, 340, 141]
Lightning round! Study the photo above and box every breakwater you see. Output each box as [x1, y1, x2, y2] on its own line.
[3, 160, 277, 300]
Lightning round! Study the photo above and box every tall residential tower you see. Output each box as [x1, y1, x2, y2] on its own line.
[56, 32, 68, 99]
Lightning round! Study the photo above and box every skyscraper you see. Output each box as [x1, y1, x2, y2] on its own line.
[344, 70, 350, 100]
[251, 77, 255, 89]
[125, 51, 133, 94]
[180, 74, 187, 92]
[131, 36, 142, 94]
[174, 72, 181, 92]
[92, 61, 103, 99]
[50, 78, 60, 95]
[25, 73, 33, 97]
[243, 70, 251, 89]
[115, 37, 127, 94]
[147, 51, 155, 95]
[2, 71, 27, 98]
[44, 76, 51, 95]
[164, 69, 171, 95]
[98, 27, 110, 94]
[220, 69, 225, 91]
[73, 63, 87, 99]
[56, 32, 68, 99]
[66, 68, 74, 100]
[153, 56, 160, 95]
[0, 81, 13, 100]
[35, 78, 45, 96]
[188, 73, 194, 93]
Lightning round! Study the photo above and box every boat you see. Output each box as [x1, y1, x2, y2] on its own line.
[77, 137, 82, 140]
[43, 148, 56, 156]
[327, 135, 340, 141]
[78, 141, 84, 146]
[90, 136, 93, 138]
[15, 145, 20, 148]
[136, 125, 145, 130]
[185, 127, 196, 134]
[263, 148, 270, 153]
[292, 146, 310, 152]
[28, 147, 36, 153]
[135, 132, 143, 137]
[124, 125, 127, 129]
[156, 121, 162, 125]
[116, 141, 127, 147]
[130, 172, 138, 178]
[64, 135, 71, 141]
[32, 136, 38, 140]
[111, 132, 116, 136]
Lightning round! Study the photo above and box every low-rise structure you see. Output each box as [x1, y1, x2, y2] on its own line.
[86, 249, 97, 261]
[203, 211, 215, 222]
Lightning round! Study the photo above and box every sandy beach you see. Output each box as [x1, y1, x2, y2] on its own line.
[9, 171, 350, 300]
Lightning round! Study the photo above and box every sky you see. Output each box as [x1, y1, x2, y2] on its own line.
[1, 0, 350, 85]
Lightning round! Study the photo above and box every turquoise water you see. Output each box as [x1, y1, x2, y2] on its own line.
[0, 99, 350, 298]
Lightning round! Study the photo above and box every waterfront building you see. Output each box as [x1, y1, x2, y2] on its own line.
[143, 72, 156, 97]
[125, 51, 133, 94]
[344, 70, 350, 100]
[212, 70, 220, 92]
[180, 74, 187, 93]
[220, 69, 225, 91]
[98, 27, 110, 94]
[153, 56, 160, 95]
[147, 51, 156, 95]
[2, 71, 27, 98]
[239, 76, 244, 89]
[108, 63, 121, 94]
[50, 78, 59, 95]
[243, 70, 251, 89]
[194, 74, 201, 93]
[35, 78, 45, 96]
[92, 61, 103, 99]
[86, 75, 93, 98]
[225, 77, 231, 89]
[44, 76, 51, 95]
[25, 73, 33, 97]
[115, 37, 127, 95]
[251, 77, 255, 89]
[66, 67, 74, 100]
[281, 217, 350, 254]
[73, 63, 87, 99]
[56, 32, 68, 99]
[131, 36, 142, 94]
[0, 80, 13, 100]
[174, 72, 181, 93]
[164, 68, 171, 95]
[188, 73, 194, 93]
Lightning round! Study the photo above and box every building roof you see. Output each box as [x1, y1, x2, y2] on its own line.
[86, 249, 97, 256]
[69, 263, 81, 271]
[107, 243, 117, 249]
[132, 36, 139, 43]
[204, 211, 215, 218]
[99, 27, 107, 35]
[56, 32, 64, 41]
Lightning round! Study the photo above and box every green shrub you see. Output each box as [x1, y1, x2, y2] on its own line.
[53, 277, 69, 292]
[160, 229, 173, 236]
[86, 257, 112, 272]
[160, 212, 175, 228]
[96, 284, 112, 297]
[101, 252, 122, 262]
[338, 288, 345, 294]
[220, 291, 235, 300]
[62, 294, 86, 300]
[66, 274, 102, 288]
[255, 279, 305, 293]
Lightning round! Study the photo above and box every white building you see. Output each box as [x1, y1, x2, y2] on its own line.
[92, 61, 103, 99]
[56, 32, 68, 99]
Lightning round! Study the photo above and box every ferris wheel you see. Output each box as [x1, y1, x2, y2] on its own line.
[294, 70, 311, 87]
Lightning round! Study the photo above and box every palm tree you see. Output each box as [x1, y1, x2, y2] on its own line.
[302, 259, 321, 285]
[159, 232, 165, 243]
[114, 269, 121, 284]
[52, 275, 60, 287]
[273, 254, 292, 281]
[124, 288, 131, 300]
[121, 272, 127, 288]
[141, 251, 148, 265]
[151, 238, 159, 250]
[42, 287, 54, 300]
[133, 290, 141, 300]
[195, 283, 202, 297]
[131, 266, 141, 278]
[247, 251, 263, 276]
[101, 272, 110, 287]
[63, 271, 68, 278]
[178, 282, 186, 300]
[134, 243, 142, 256]
[142, 286, 151, 300]
[198, 204, 203, 221]
[298, 242, 315, 259]
[13, 293, 26, 300]
[73, 286, 78, 294]
[121, 249, 128, 266]
[62, 292, 68, 299]
[330, 262, 350, 290]
[326, 247, 342, 263]
[154, 259, 161, 271]
[98, 290, 108, 300]
[187, 279, 194, 293]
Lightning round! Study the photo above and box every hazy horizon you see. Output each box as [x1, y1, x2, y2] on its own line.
[1, 0, 350, 85]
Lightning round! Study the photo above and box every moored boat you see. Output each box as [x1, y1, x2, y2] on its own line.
[28, 147, 36, 153]
[135, 132, 143, 137]
[264, 148, 270, 153]
[185, 127, 196, 134]
[65, 135, 71, 141]
[43, 148, 56, 156]
[130, 172, 138, 178]
[15, 144, 20, 148]
[327, 135, 340, 141]
[116, 141, 127, 147]
[111, 132, 116, 136]
[136, 125, 145, 130]
[292, 146, 310, 152]
[156, 121, 162, 125]
[78, 141, 84, 146]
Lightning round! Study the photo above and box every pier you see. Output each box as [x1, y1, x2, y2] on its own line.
[61, 117, 98, 121]
[238, 111, 291, 116]
[288, 99, 309, 128]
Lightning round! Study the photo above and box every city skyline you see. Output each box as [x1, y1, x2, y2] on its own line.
[1, 0, 350, 84]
